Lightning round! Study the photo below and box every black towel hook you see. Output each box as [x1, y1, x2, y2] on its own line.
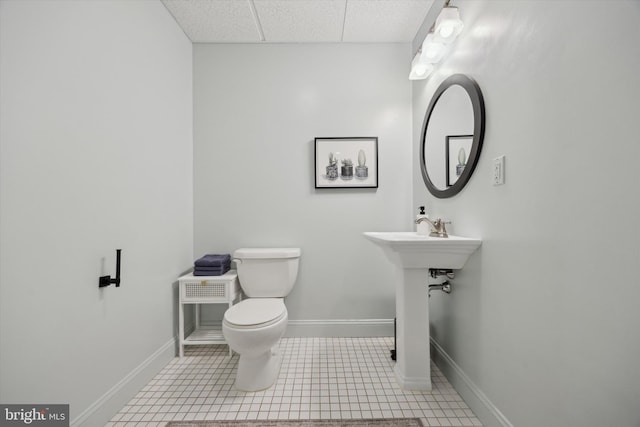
[99, 249, 122, 288]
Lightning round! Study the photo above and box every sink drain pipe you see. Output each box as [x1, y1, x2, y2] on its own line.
[430, 268, 455, 280]
[428, 268, 453, 296]
[429, 281, 452, 296]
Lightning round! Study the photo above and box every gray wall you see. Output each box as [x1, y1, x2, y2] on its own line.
[412, 1, 640, 426]
[194, 44, 413, 334]
[0, 1, 193, 424]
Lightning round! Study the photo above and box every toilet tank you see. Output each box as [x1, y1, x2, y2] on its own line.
[233, 248, 301, 297]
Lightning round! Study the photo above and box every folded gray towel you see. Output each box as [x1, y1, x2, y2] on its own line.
[194, 266, 229, 272]
[193, 266, 230, 276]
[194, 254, 231, 267]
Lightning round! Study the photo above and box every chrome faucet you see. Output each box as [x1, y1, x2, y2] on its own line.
[415, 217, 450, 238]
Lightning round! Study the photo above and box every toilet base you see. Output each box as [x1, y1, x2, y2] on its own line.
[235, 346, 282, 392]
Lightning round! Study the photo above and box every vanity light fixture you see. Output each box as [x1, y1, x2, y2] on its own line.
[409, 2, 464, 80]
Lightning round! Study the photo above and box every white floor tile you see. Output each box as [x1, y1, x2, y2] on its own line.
[110, 337, 482, 426]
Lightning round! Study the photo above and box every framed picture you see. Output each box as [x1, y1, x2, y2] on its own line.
[314, 137, 378, 189]
[446, 135, 473, 187]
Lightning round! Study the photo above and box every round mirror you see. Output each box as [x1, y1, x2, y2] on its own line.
[420, 74, 485, 198]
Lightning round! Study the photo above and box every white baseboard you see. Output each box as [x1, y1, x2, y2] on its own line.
[71, 338, 176, 427]
[285, 318, 394, 337]
[430, 338, 513, 427]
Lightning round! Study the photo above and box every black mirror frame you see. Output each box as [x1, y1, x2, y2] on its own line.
[420, 74, 486, 198]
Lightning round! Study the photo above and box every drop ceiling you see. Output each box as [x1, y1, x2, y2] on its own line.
[162, 0, 435, 43]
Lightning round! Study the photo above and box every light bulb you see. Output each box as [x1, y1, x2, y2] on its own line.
[424, 44, 443, 60]
[414, 64, 429, 76]
[420, 34, 446, 63]
[409, 52, 434, 80]
[434, 7, 464, 44]
[439, 25, 454, 39]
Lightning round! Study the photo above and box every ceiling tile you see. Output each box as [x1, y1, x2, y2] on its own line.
[253, 0, 347, 42]
[343, 0, 434, 42]
[162, 0, 261, 43]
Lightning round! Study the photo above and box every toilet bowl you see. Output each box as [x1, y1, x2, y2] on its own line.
[222, 247, 300, 391]
[223, 298, 288, 391]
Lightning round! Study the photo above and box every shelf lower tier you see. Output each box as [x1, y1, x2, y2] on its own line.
[184, 327, 226, 345]
[181, 326, 232, 357]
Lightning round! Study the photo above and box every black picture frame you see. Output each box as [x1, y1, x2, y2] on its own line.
[314, 137, 378, 189]
[445, 135, 473, 187]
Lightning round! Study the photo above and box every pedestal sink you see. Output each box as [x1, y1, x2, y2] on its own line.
[363, 231, 481, 390]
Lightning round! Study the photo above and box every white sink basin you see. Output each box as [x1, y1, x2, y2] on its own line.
[363, 231, 481, 269]
[363, 231, 481, 390]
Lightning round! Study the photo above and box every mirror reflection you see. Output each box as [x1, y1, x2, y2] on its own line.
[420, 74, 485, 198]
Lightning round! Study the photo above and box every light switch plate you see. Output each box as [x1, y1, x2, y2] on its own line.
[493, 156, 505, 185]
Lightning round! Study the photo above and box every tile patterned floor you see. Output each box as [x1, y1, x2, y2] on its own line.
[107, 337, 482, 427]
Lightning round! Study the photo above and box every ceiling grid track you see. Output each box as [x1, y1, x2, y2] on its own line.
[339, 0, 348, 42]
[248, 0, 266, 42]
[161, 0, 435, 43]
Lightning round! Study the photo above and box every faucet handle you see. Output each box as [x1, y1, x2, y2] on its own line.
[429, 218, 450, 238]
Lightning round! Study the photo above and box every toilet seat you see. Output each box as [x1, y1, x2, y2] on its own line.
[224, 298, 286, 329]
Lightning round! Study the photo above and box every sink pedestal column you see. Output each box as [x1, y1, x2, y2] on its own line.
[362, 231, 482, 391]
[394, 266, 431, 390]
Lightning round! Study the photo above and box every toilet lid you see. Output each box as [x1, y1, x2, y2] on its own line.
[234, 248, 300, 259]
[224, 298, 286, 327]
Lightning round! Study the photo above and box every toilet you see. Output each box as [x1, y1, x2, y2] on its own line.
[222, 247, 301, 391]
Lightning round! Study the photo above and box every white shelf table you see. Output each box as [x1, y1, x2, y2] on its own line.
[177, 270, 241, 357]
